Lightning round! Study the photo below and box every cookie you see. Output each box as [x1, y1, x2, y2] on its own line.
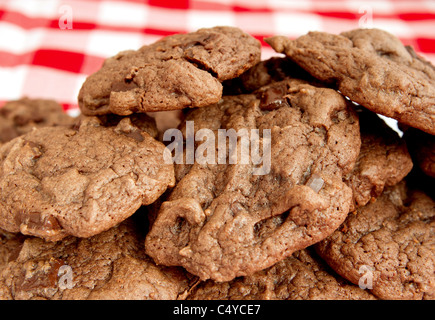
[187, 248, 376, 300]
[345, 109, 413, 210]
[0, 115, 175, 241]
[0, 219, 194, 300]
[265, 28, 435, 135]
[316, 182, 435, 300]
[145, 78, 361, 282]
[0, 98, 75, 144]
[78, 26, 261, 115]
[403, 127, 435, 178]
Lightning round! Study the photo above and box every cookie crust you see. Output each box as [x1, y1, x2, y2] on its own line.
[187, 248, 376, 300]
[316, 183, 435, 300]
[266, 28, 435, 135]
[146, 79, 361, 281]
[345, 109, 413, 210]
[79, 26, 261, 115]
[0, 116, 175, 241]
[0, 220, 193, 300]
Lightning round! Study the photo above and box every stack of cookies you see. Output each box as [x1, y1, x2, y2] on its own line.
[0, 26, 433, 300]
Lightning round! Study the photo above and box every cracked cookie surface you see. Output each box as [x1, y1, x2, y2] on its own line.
[78, 26, 261, 115]
[266, 28, 435, 135]
[0, 115, 175, 241]
[187, 248, 376, 300]
[345, 109, 413, 210]
[145, 78, 361, 282]
[316, 182, 435, 300]
[0, 219, 193, 300]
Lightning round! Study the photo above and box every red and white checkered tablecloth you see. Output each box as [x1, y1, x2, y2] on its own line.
[0, 0, 434, 116]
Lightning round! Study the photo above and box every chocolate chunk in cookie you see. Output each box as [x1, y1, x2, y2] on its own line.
[266, 28, 435, 135]
[0, 98, 75, 144]
[145, 78, 361, 281]
[316, 182, 435, 300]
[187, 248, 376, 300]
[0, 219, 194, 300]
[0, 115, 175, 241]
[345, 109, 413, 210]
[78, 26, 261, 115]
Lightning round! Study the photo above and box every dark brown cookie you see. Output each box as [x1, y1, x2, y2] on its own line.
[316, 182, 435, 300]
[78, 26, 261, 115]
[0, 219, 194, 300]
[345, 109, 413, 210]
[145, 78, 361, 282]
[266, 28, 435, 135]
[0, 115, 175, 241]
[0, 98, 75, 144]
[403, 127, 435, 178]
[187, 248, 376, 300]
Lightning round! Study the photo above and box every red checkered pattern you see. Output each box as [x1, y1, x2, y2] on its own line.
[1, 0, 434, 116]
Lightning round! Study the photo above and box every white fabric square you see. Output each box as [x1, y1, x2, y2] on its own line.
[97, 1, 148, 27]
[0, 66, 28, 101]
[86, 30, 143, 58]
[0, 22, 44, 54]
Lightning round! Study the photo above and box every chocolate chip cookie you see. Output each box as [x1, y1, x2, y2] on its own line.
[79, 26, 261, 115]
[345, 109, 413, 210]
[0, 219, 194, 300]
[0, 98, 75, 144]
[145, 78, 361, 282]
[316, 182, 435, 300]
[0, 115, 175, 241]
[187, 248, 376, 300]
[266, 28, 435, 135]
